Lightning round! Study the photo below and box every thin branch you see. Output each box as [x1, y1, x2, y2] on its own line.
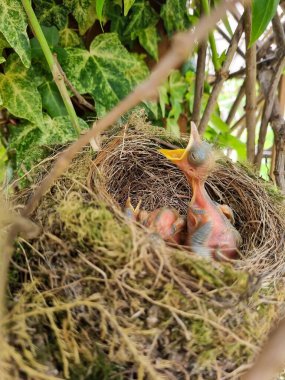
[21, 0, 81, 136]
[216, 25, 245, 58]
[192, 40, 207, 124]
[201, 0, 221, 72]
[255, 15, 285, 168]
[54, 54, 95, 112]
[198, 15, 244, 134]
[22, 0, 244, 218]
[230, 95, 263, 132]
[226, 81, 245, 125]
[244, 7, 257, 163]
[242, 318, 285, 380]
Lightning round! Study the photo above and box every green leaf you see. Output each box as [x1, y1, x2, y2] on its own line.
[137, 25, 159, 60]
[166, 118, 180, 138]
[96, 0, 106, 22]
[158, 84, 169, 118]
[0, 33, 10, 64]
[34, 0, 69, 30]
[38, 81, 68, 117]
[168, 70, 188, 105]
[64, 0, 97, 35]
[210, 113, 229, 133]
[0, 0, 31, 67]
[124, 0, 159, 38]
[124, 0, 135, 15]
[59, 28, 83, 48]
[9, 114, 89, 171]
[0, 55, 43, 124]
[250, 0, 279, 46]
[161, 0, 190, 35]
[58, 33, 148, 116]
[30, 26, 59, 60]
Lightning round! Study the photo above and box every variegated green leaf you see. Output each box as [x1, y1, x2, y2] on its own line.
[34, 0, 69, 29]
[0, 33, 10, 64]
[124, 0, 135, 15]
[0, 0, 31, 67]
[59, 28, 83, 47]
[58, 33, 148, 116]
[137, 25, 159, 60]
[64, 0, 97, 35]
[9, 114, 89, 170]
[0, 55, 43, 124]
[124, 0, 158, 38]
[161, 0, 190, 35]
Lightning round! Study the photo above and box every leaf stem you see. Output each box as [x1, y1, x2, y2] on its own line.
[21, 0, 81, 135]
[201, 0, 221, 72]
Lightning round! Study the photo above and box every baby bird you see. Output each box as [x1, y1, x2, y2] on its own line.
[124, 198, 185, 244]
[159, 122, 241, 260]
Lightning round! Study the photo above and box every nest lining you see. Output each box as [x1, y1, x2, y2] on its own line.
[5, 115, 285, 380]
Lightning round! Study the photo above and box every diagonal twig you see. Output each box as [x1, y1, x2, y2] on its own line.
[198, 14, 244, 134]
[226, 81, 245, 125]
[53, 54, 95, 112]
[22, 0, 245, 218]
[255, 13, 285, 169]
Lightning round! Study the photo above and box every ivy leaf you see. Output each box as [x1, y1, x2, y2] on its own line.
[168, 70, 187, 105]
[250, 0, 279, 46]
[0, 33, 10, 64]
[38, 81, 68, 117]
[64, 0, 97, 35]
[124, 0, 135, 16]
[0, 0, 31, 67]
[137, 25, 159, 60]
[0, 55, 43, 124]
[96, 0, 106, 22]
[161, 0, 190, 35]
[9, 114, 89, 171]
[124, 0, 159, 38]
[34, 0, 69, 30]
[30, 26, 59, 60]
[59, 28, 83, 48]
[58, 33, 148, 116]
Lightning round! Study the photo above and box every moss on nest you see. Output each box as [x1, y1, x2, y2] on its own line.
[5, 113, 285, 380]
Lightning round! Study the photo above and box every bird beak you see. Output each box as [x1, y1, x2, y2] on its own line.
[159, 122, 201, 162]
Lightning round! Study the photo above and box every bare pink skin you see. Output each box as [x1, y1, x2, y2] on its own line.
[174, 158, 239, 260]
[139, 208, 185, 244]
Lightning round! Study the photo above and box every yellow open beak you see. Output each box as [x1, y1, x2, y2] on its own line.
[159, 122, 201, 162]
[159, 148, 186, 162]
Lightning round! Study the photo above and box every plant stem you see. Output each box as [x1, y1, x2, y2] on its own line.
[201, 0, 221, 72]
[21, 0, 81, 136]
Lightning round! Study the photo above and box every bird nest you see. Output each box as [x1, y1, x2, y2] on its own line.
[6, 113, 285, 380]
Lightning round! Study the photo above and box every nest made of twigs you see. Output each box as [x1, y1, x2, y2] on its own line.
[93, 113, 285, 278]
[5, 113, 285, 380]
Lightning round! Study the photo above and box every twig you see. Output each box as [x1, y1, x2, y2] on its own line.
[53, 54, 95, 112]
[242, 318, 285, 380]
[21, 0, 81, 135]
[255, 16, 285, 169]
[21, 0, 244, 218]
[198, 15, 244, 134]
[216, 25, 245, 58]
[201, 0, 221, 72]
[230, 95, 263, 132]
[226, 81, 245, 125]
[244, 7, 257, 163]
[192, 40, 207, 124]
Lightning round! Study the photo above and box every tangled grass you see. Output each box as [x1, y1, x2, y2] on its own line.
[2, 113, 285, 380]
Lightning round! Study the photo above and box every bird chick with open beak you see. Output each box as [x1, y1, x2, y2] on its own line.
[159, 122, 241, 261]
